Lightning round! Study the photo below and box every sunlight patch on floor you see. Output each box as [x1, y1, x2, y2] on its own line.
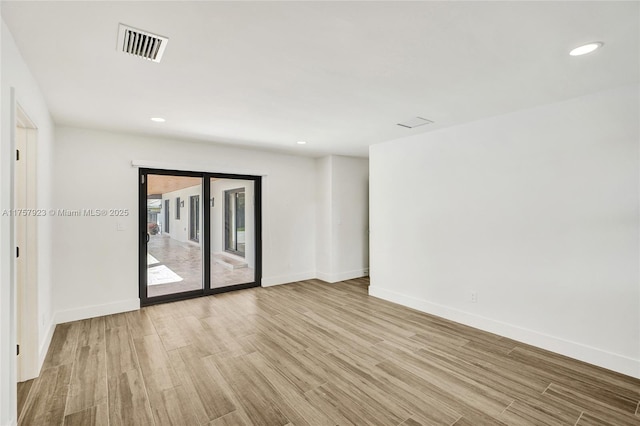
[147, 264, 183, 285]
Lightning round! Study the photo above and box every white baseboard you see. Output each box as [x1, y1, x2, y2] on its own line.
[54, 298, 140, 325]
[261, 271, 316, 287]
[317, 268, 369, 283]
[369, 285, 640, 379]
[315, 271, 331, 282]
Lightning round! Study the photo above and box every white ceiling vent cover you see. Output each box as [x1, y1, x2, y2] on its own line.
[117, 24, 168, 63]
[397, 117, 433, 129]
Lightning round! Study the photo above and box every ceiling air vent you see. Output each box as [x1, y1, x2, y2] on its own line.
[117, 24, 168, 63]
[397, 117, 433, 129]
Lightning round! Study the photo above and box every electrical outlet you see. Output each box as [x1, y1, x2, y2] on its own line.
[471, 292, 478, 303]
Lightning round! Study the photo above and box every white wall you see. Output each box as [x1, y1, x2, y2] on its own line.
[369, 85, 640, 378]
[1, 20, 55, 426]
[332, 156, 369, 280]
[315, 157, 332, 277]
[52, 126, 317, 322]
[316, 155, 369, 282]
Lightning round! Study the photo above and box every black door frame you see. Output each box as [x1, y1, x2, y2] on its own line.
[139, 168, 262, 306]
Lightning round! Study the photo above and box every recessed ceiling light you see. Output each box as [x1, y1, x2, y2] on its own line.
[297, 141, 307, 145]
[569, 42, 603, 56]
[150, 117, 165, 123]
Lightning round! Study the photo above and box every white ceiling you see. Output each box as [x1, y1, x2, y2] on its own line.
[2, 1, 638, 157]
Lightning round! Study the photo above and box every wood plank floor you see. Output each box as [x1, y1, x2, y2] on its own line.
[18, 278, 640, 425]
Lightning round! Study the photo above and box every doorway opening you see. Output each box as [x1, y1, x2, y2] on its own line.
[139, 169, 261, 305]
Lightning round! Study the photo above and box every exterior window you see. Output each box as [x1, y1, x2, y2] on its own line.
[164, 199, 170, 233]
[189, 195, 200, 242]
[224, 188, 246, 257]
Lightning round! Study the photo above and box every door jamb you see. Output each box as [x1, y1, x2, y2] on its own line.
[14, 103, 39, 383]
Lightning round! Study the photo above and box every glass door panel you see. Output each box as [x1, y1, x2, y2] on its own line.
[146, 174, 203, 298]
[211, 179, 255, 288]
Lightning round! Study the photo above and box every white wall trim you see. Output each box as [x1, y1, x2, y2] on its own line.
[37, 319, 55, 374]
[4, 418, 17, 426]
[54, 299, 140, 325]
[369, 285, 640, 379]
[317, 268, 369, 283]
[261, 271, 316, 287]
[131, 160, 268, 177]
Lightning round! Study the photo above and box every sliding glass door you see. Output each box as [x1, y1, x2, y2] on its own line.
[139, 169, 261, 306]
